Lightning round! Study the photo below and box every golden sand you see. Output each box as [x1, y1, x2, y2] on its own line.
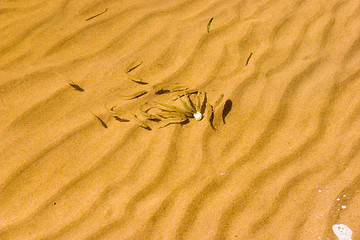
[1, 0, 360, 239]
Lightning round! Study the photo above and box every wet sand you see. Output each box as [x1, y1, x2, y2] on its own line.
[1, 0, 360, 239]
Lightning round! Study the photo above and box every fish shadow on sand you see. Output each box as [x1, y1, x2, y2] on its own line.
[222, 99, 232, 124]
[69, 84, 84, 92]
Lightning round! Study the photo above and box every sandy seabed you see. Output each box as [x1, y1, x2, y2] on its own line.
[1, 0, 360, 239]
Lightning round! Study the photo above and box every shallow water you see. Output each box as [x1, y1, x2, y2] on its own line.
[1, 0, 360, 239]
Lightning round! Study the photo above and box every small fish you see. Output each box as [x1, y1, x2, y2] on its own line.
[154, 101, 192, 117]
[177, 95, 195, 113]
[159, 115, 188, 128]
[214, 94, 224, 109]
[172, 89, 198, 100]
[124, 72, 148, 85]
[245, 52, 253, 66]
[54, 71, 84, 91]
[139, 104, 159, 120]
[207, 17, 214, 33]
[130, 114, 151, 130]
[104, 105, 129, 121]
[206, 102, 213, 123]
[86, 8, 108, 21]
[151, 81, 179, 89]
[120, 90, 148, 100]
[206, 102, 215, 130]
[169, 85, 189, 92]
[104, 104, 118, 116]
[195, 92, 201, 112]
[90, 112, 108, 128]
[156, 110, 186, 119]
[184, 93, 196, 112]
[126, 61, 143, 73]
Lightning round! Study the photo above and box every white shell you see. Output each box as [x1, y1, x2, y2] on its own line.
[332, 224, 352, 240]
[194, 111, 202, 121]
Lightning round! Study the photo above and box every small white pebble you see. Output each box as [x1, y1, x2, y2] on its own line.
[341, 205, 346, 209]
[343, 194, 346, 197]
[337, 198, 341, 201]
[318, 189, 322, 192]
[194, 111, 202, 121]
[220, 172, 225, 176]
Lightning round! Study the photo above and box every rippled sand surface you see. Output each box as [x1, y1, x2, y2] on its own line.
[1, 0, 360, 239]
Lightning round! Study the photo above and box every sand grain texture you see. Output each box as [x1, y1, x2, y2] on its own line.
[1, 0, 360, 239]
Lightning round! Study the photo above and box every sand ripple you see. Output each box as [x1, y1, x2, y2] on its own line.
[1, 0, 360, 239]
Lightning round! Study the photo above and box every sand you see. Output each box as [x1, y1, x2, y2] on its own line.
[1, 0, 360, 239]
